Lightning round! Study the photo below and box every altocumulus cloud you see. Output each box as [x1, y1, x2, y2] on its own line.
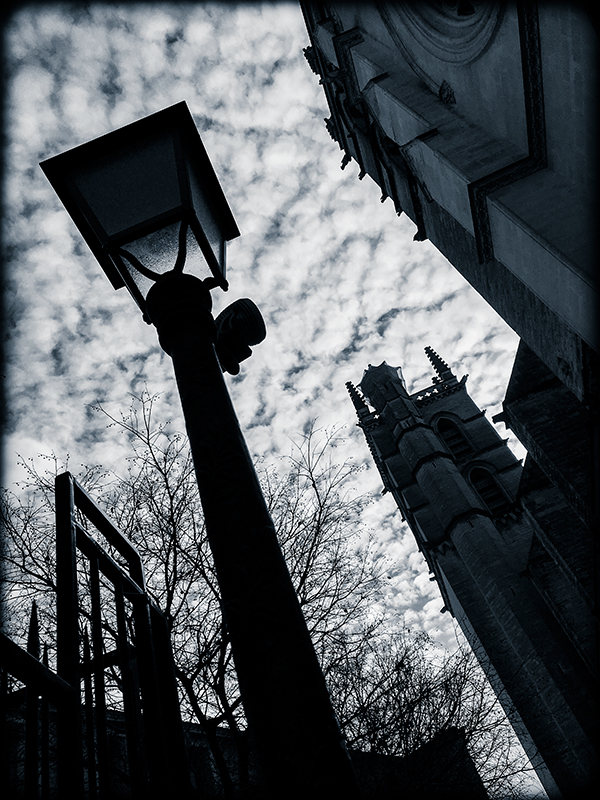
[2, 2, 523, 650]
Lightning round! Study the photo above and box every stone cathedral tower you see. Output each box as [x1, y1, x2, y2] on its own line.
[347, 349, 596, 799]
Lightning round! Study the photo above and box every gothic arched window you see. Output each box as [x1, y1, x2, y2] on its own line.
[469, 467, 511, 516]
[437, 417, 472, 461]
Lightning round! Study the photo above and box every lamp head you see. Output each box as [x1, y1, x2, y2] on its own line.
[40, 102, 239, 316]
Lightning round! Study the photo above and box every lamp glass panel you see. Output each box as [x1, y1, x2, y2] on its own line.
[69, 132, 182, 238]
[187, 163, 225, 270]
[119, 222, 214, 300]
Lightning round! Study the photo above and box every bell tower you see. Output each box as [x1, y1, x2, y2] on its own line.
[347, 349, 596, 799]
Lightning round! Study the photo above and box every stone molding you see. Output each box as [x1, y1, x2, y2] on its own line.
[467, 2, 547, 264]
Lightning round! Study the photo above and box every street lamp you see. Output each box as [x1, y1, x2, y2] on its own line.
[41, 102, 359, 798]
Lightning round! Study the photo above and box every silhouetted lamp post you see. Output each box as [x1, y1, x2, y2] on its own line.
[41, 102, 359, 798]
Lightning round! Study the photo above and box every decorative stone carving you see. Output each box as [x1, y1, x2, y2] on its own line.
[380, 1, 503, 66]
[303, 45, 320, 75]
[324, 116, 338, 142]
[438, 79, 456, 106]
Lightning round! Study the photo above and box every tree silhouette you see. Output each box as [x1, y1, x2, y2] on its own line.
[1, 391, 541, 798]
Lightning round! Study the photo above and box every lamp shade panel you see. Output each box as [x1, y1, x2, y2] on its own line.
[67, 132, 184, 240]
[40, 102, 240, 299]
[187, 161, 225, 274]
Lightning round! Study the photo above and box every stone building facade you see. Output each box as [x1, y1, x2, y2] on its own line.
[347, 350, 596, 798]
[300, 1, 597, 406]
[302, 5, 597, 795]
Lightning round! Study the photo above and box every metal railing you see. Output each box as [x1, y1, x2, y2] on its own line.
[1, 471, 194, 798]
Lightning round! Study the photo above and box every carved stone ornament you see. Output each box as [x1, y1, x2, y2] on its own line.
[438, 79, 456, 105]
[324, 116, 338, 142]
[380, 1, 503, 66]
[303, 45, 320, 75]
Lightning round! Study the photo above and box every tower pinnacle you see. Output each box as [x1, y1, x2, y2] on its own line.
[346, 381, 371, 420]
[424, 346, 456, 384]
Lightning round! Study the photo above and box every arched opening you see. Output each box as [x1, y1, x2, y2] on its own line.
[469, 466, 511, 516]
[437, 417, 472, 461]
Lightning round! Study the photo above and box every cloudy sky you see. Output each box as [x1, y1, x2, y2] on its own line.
[2, 2, 524, 651]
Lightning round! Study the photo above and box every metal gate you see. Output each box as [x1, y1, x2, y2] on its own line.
[1, 471, 195, 798]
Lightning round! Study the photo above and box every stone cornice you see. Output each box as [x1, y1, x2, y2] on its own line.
[467, 2, 547, 264]
[412, 376, 468, 406]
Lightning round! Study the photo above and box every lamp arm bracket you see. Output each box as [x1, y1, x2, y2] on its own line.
[117, 247, 162, 282]
[118, 218, 190, 282]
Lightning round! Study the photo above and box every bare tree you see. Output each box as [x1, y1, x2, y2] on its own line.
[325, 626, 540, 798]
[1, 391, 542, 797]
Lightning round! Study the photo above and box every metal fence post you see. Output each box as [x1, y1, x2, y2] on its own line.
[55, 472, 84, 796]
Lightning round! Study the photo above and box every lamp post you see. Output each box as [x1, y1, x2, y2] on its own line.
[41, 102, 359, 798]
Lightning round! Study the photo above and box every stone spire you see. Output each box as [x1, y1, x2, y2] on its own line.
[346, 381, 371, 422]
[424, 346, 456, 384]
